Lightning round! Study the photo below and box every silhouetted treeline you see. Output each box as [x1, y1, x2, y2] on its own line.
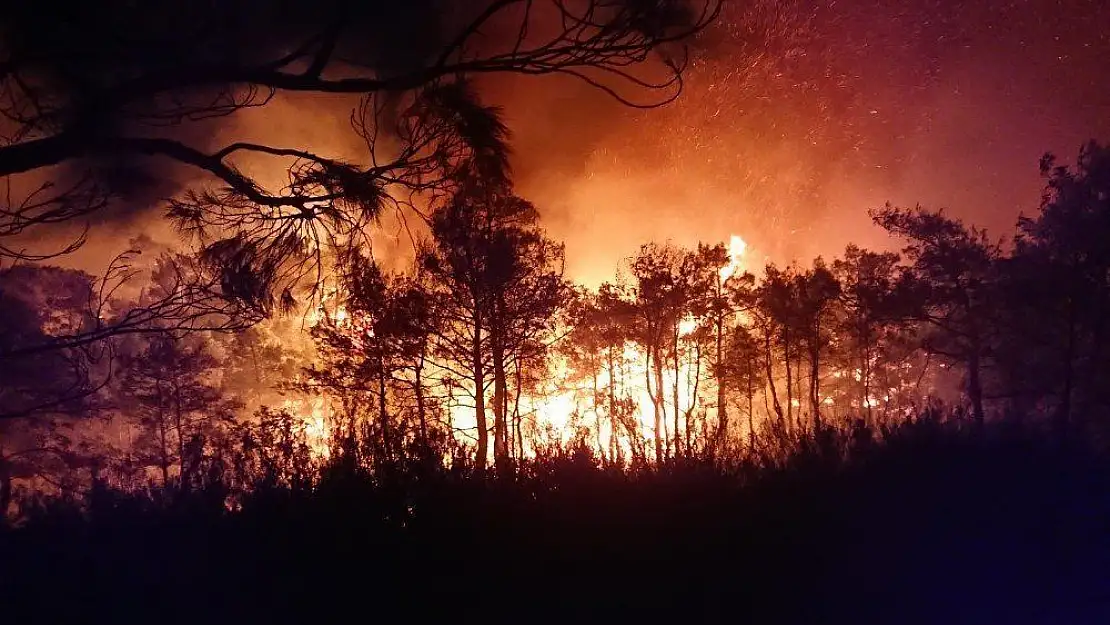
[1, 1, 1108, 619]
[300, 140, 1110, 471]
[4, 142, 1110, 511]
[2, 412, 1109, 625]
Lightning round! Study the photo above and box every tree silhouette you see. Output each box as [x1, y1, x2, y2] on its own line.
[794, 259, 840, 429]
[0, 0, 720, 297]
[485, 215, 570, 463]
[420, 176, 569, 469]
[560, 291, 611, 457]
[0, 265, 108, 421]
[0, 265, 104, 516]
[564, 284, 644, 461]
[1004, 141, 1110, 437]
[119, 334, 238, 488]
[871, 204, 1000, 427]
[682, 242, 755, 452]
[0, 1, 721, 416]
[628, 242, 689, 461]
[831, 245, 911, 425]
[308, 255, 438, 457]
[756, 263, 799, 428]
[719, 323, 762, 451]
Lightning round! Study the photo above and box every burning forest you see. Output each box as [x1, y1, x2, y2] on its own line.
[2, 1, 1110, 623]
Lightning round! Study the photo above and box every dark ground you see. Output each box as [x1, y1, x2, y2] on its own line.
[3, 418, 1110, 625]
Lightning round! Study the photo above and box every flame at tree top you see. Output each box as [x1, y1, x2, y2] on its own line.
[720, 234, 748, 281]
[526, 233, 750, 457]
[284, 234, 759, 463]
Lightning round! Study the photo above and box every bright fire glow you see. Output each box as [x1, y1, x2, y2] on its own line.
[720, 234, 748, 281]
[678, 316, 698, 336]
[281, 396, 333, 459]
[522, 234, 748, 459]
[284, 235, 751, 463]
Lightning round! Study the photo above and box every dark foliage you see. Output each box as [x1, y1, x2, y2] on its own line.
[2, 413, 1108, 625]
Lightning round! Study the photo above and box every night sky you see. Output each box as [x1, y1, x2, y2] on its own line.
[496, 0, 1110, 282]
[57, 0, 1110, 283]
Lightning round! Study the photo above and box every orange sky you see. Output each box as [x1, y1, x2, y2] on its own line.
[47, 0, 1110, 288]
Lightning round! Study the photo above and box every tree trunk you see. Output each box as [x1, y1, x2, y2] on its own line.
[513, 358, 525, 459]
[715, 311, 727, 451]
[747, 357, 756, 451]
[607, 346, 620, 461]
[491, 333, 508, 465]
[472, 316, 488, 472]
[378, 358, 391, 457]
[158, 417, 171, 488]
[809, 321, 822, 431]
[1079, 292, 1108, 430]
[861, 332, 873, 426]
[155, 381, 171, 487]
[783, 329, 794, 426]
[592, 370, 604, 459]
[794, 351, 804, 432]
[687, 341, 702, 454]
[671, 325, 682, 459]
[764, 326, 784, 424]
[172, 379, 187, 489]
[647, 346, 664, 463]
[414, 355, 428, 448]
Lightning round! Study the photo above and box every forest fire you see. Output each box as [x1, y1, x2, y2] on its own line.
[284, 232, 752, 462]
[280, 396, 333, 459]
[4, 1, 1110, 622]
[281, 229, 755, 463]
[525, 234, 749, 457]
[720, 235, 748, 281]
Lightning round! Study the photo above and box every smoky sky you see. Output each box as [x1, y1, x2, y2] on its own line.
[48, 0, 1110, 285]
[490, 0, 1110, 283]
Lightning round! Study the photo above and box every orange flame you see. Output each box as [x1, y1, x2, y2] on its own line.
[285, 236, 749, 463]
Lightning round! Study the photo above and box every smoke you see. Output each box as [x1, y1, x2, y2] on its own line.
[29, 0, 1110, 287]
[493, 0, 1110, 284]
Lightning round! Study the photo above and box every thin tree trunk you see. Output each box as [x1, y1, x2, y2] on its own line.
[513, 357, 524, 459]
[747, 356, 756, 451]
[1079, 293, 1107, 427]
[592, 370, 604, 459]
[159, 417, 171, 488]
[672, 325, 683, 459]
[172, 379, 187, 489]
[472, 315, 488, 472]
[861, 331, 873, 426]
[715, 310, 727, 450]
[784, 329, 794, 426]
[607, 346, 620, 461]
[962, 293, 985, 430]
[687, 341, 702, 453]
[414, 354, 428, 448]
[378, 358, 391, 457]
[809, 318, 822, 431]
[491, 333, 508, 465]
[652, 346, 661, 459]
[764, 325, 784, 424]
[154, 381, 171, 487]
[794, 350, 804, 433]
[647, 345, 664, 463]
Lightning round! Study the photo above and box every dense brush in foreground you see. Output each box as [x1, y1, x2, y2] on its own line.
[3, 415, 1110, 625]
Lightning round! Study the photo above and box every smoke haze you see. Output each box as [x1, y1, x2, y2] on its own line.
[56, 0, 1110, 286]
[498, 0, 1110, 283]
